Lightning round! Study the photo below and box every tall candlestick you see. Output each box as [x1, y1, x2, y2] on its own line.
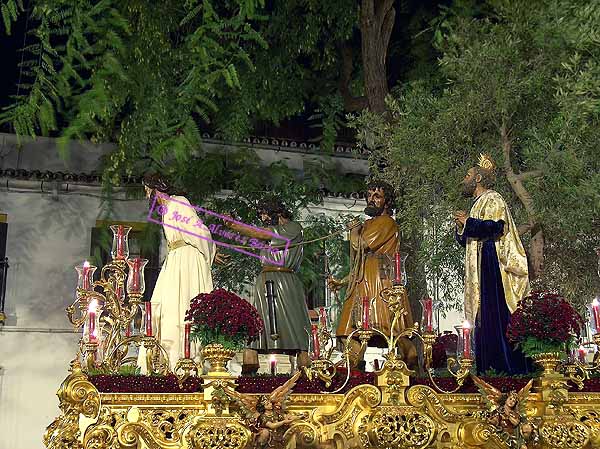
[269, 354, 277, 375]
[184, 323, 191, 359]
[421, 297, 433, 332]
[324, 247, 331, 308]
[116, 225, 124, 258]
[462, 320, 472, 359]
[362, 296, 370, 330]
[592, 298, 600, 332]
[145, 302, 153, 337]
[319, 307, 327, 328]
[88, 299, 98, 342]
[132, 258, 141, 291]
[265, 281, 278, 337]
[578, 345, 587, 364]
[394, 252, 402, 285]
[82, 261, 91, 290]
[311, 324, 320, 358]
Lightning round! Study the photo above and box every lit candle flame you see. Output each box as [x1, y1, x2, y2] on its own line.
[83, 260, 90, 268]
[462, 320, 472, 329]
[593, 298, 600, 307]
[269, 354, 277, 363]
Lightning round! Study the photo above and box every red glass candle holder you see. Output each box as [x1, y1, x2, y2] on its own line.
[126, 258, 149, 295]
[455, 320, 473, 359]
[362, 296, 371, 330]
[75, 261, 97, 292]
[591, 298, 600, 334]
[420, 297, 435, 333]
[110, 225, 132, 260]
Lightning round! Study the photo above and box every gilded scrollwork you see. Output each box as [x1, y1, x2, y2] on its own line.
[406, 385, 470, 423]
[139, 408, 201, 443]
[539, 421, 589, 449]
[367, 409, 436, 449]
[185, 418, 251, 449]
[82, 407, 118, 449]
[44, 360, 100, 449]
[317, 384, 380, 425]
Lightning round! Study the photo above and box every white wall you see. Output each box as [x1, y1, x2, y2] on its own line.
[0, 190, 151, 449]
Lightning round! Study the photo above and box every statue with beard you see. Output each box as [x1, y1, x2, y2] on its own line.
[454, 154, 531, 375]
[329, 181, 416, 369]
[225, 197, 311, 374]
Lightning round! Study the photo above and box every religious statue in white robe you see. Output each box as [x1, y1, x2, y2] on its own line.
[139, 194, 215, 371]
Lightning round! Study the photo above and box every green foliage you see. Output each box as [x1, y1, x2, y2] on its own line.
[358, 0, 600, 312]
[1, 0, 265, 185]
[189, 326, 246, 351]
[519, 336, 565, 358]
[87, 364, 141, 375]
[0, 0, 23, 35]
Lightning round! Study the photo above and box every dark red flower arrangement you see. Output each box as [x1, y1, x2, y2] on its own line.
[185, 288, 264, 350]
[507, 290, 584, 357]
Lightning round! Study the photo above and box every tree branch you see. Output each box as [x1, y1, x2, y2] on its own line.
[516, 170, 543, 182]
[381, 6, 395, 57]
[501, 122, 544, 278]
[517, 223, 533, 235]
[375, 0, 395, 29]
[338, 44, 368, 112]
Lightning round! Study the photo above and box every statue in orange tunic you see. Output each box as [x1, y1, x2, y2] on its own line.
[329, 181, 416, 368]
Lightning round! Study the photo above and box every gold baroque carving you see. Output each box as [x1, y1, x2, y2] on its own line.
[406, 385, 471, 423]
[44, 360, 100, 449]
[140, 408, 200, 443]
[83, 407, 117, 449]
[317, 385, 380, 425]
[185, 418, 251, 449]
[367, 409, 436, 449]
[540, 421, 590, 449]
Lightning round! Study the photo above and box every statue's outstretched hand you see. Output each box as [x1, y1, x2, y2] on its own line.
[345, 218, 362, 231]
[214, 250, 231, 266]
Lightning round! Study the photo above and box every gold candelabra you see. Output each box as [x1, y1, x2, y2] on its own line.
[563, 333, 600, 390]
[302, 312, 338, 387]
[66, 226, 175, 378]
[304, 284, 474, 395]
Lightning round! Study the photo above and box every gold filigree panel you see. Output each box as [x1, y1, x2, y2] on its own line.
[185, 418, 251, 449]
[540, 420, 590, 449]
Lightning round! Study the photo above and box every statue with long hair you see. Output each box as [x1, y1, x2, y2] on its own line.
[139, 173, 216, 371]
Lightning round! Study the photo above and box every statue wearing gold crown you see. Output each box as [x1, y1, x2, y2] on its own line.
[453, 154, 531, 375]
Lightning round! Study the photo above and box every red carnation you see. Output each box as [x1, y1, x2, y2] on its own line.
[185, 288, 264, 350]
[507, 290, 584, 357]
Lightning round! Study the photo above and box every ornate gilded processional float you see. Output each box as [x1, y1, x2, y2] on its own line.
[43, 225, 600, 449]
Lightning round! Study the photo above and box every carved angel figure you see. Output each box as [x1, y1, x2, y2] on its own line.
[472, 376, 537, 449]
[228, 371, 307, 448]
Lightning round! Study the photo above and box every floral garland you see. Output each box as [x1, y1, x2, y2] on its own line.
[185, 288, 264, 350]
[89, 374, 600, 394]
[506, 290, 584, 357]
